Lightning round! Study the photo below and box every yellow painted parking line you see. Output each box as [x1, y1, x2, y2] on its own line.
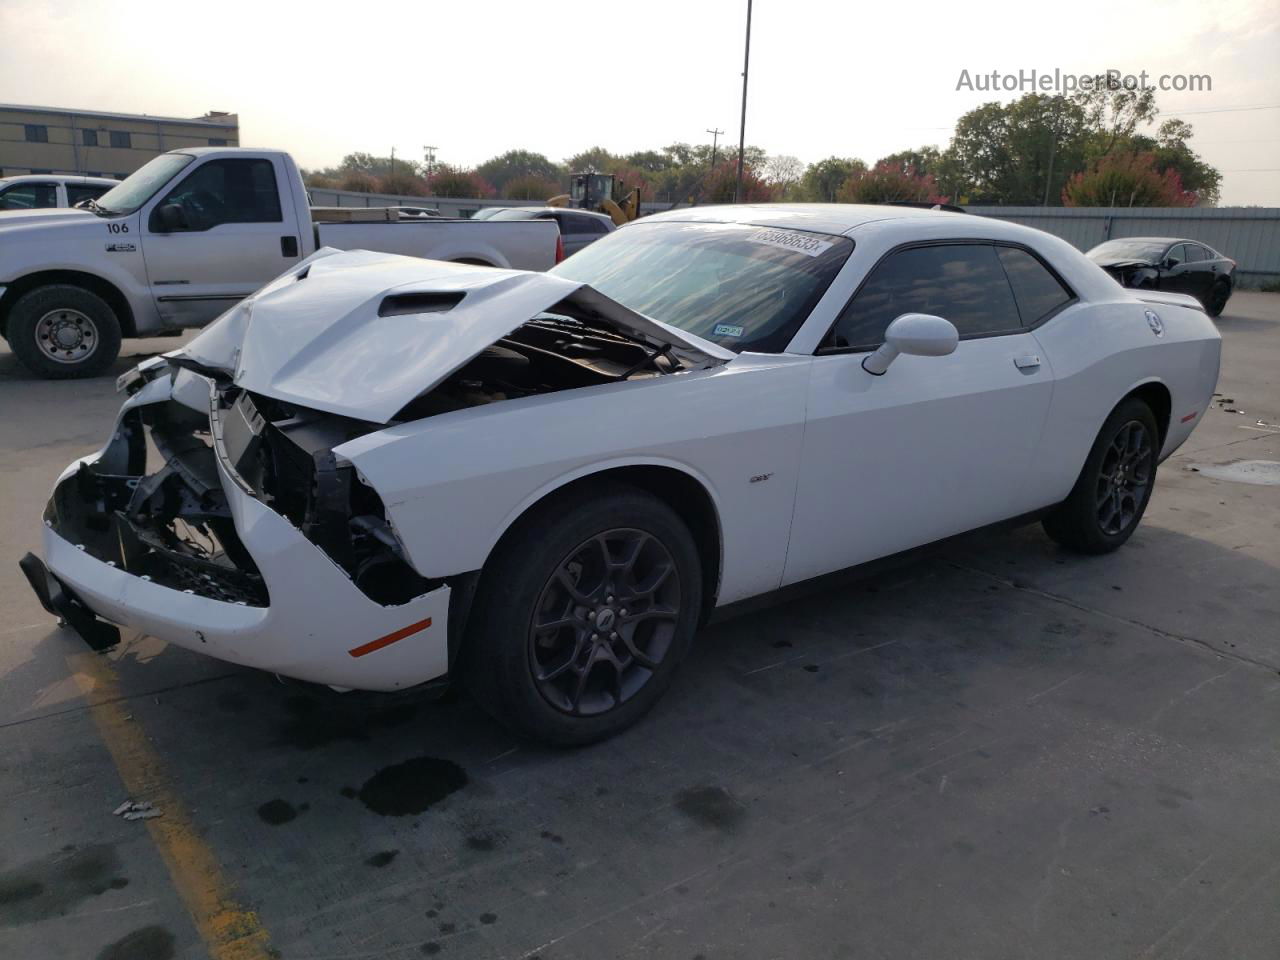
[68, 652, 274, 960]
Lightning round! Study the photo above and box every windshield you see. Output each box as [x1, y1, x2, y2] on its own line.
[550, 221, 853, 353]
[1088, 239, 1169, 262]
[93, 153, 195, 215]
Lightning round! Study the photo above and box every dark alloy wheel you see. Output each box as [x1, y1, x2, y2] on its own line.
[464, 484, 702, 745]
[1043, 397, 1160, 554]
[1093, 420, 1154, 536]
[530, 528, 681, 717]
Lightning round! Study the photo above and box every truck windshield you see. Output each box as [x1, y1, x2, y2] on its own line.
[93, 153, 195, 216]
[550, 220, 853, 353]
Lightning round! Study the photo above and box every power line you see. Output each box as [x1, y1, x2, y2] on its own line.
[1163, 103, 1280, 116]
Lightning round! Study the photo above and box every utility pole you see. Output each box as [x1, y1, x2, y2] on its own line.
[423, 145, 438, 178]
[389, 146, 396, 182]
[706, 127, 724, 168]
[734, 0, 753, 202]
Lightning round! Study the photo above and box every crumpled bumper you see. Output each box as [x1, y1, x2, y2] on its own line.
[29, 374, 451, 692]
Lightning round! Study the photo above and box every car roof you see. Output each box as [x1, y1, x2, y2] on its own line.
[505, 206, 614, 221]
[1098, 237, 1197, 245]
[0, 174, 118, 185]
[641, 203, 969, 237]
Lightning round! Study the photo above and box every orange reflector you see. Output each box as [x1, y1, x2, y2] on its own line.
[349, 617, 432, 658]
[1181, 411, 1197, 423]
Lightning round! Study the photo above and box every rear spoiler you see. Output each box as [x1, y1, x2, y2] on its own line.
[1135, 290, 1204, 313]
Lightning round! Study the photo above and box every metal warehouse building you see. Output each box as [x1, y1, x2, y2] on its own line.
[0, 103, 239, 179]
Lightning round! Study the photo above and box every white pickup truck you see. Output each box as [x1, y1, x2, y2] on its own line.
[0, 148, 562, 378]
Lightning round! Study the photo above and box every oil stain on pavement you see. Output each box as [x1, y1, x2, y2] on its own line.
[95, 925, 175, 960]
[674, 786, 745, 832]
[358, 756, 468, 816]
[0, 843, 129, 925]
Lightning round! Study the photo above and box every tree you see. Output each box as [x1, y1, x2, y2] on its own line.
[702, 159, 776, 203]
[1074, 85, 1158, 159]
[836, 163, 948, 204]
[1062, 152, 1196, 207]
[799, 157, 867, 202]
[565, 146, 615, 172]
[945, 94, 1089, 204]
[380, 169, 427, 197]
[427, 165, 494, 199]
[475, 150, 564, 192]
[503, 174, 560, 200]
[764, 155, 805, 192]
[1133, 119, 1222, 205]
[875, 146, 942, 179]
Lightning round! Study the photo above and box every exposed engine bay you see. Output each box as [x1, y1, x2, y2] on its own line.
[48, 304, 685, 612]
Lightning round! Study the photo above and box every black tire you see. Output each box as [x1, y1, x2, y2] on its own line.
[1042, 398, 1159, 554]
[1204, 279, 1230, 318]
[463, 483, 703, 746]
[7, 284, 122, 379]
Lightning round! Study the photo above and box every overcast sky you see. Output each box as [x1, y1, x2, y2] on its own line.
[3, 0, 1277, 204]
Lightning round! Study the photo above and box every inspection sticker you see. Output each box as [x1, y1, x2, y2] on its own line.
[745, 228, 834, 257]
[713, 323, 746, 338]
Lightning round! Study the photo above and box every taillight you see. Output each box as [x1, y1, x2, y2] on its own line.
[555, 233, 565, 264]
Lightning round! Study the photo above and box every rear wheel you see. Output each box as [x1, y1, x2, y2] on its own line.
[463, 485, 702, 745]
[1042, 398, 1159, 554]
[7, 284, 122, 379]
[1204, 279, 1230, 318]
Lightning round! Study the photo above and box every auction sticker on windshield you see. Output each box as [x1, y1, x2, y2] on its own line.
[745, 229, 834, 257]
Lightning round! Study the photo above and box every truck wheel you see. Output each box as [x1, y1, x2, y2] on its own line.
[463, 484, 702, 746]
[7, 285, 122, 379]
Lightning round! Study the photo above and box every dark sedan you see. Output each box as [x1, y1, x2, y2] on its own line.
[1087, 237, 1236, 317]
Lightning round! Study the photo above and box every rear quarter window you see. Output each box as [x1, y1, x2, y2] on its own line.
[995, 246, 1075, 326]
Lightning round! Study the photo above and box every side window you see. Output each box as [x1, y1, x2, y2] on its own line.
[580, 217, 610, 235]
[1164, 244, 1186, 267]
[995, 246, 1074, 326]
[825, 244, 1021, 350]
[153, 159, 282, 231]
[0, 183, 57, 210]
[67, 183, 110, 206]
[1186, 243, 1210, 262]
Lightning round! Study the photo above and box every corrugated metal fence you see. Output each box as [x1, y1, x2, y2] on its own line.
[965, 206, 1279, 286]
[306, 186, 1279, 286]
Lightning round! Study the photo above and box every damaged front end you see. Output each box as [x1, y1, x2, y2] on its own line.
[29, 361, 454, 691]
[26, 250, 731, 689]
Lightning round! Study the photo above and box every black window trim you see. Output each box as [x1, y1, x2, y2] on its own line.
[816, 237, 1078, 356]
[148, 157, 283, 233]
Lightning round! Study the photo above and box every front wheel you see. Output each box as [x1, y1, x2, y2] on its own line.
[7, 285, 122, 379]
[1042, 398, 1159, 554]
[463, 485, 702, 745]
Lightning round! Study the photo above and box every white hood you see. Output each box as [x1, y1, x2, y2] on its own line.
[176, 248, 733, 423]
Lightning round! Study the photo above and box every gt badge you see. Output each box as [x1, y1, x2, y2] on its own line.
[1144, 309, 1164, 337]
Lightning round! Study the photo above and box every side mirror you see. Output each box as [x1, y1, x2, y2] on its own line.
[862, 313, 959, 376]
[155, 203, 187, 232]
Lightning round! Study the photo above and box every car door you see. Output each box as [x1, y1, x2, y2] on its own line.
[1157, 243, 1195, 296]
[783, 242, 1059, 585]
[140, 155, 302, 327]
[1183, 244, 1217, 300]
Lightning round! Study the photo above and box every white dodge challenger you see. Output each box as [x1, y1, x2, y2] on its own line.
[22, 205, 1221, 744]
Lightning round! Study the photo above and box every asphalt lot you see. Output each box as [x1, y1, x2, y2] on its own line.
[1, 294, 1278, 960]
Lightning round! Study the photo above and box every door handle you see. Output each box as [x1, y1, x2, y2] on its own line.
[1014, 355, 1041, 370]
[280, 236, 299, 257]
